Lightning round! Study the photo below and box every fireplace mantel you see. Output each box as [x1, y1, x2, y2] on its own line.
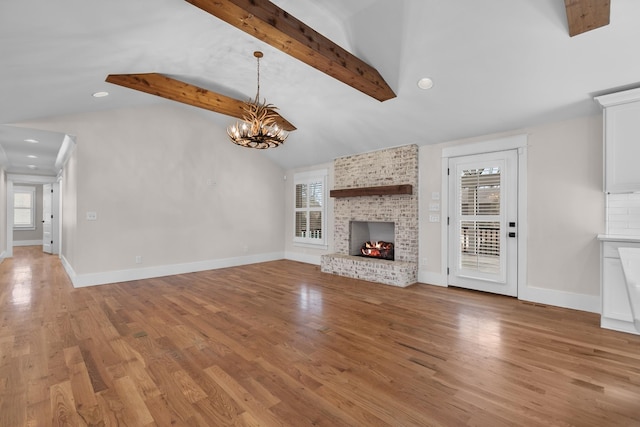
[329, 184, 412, 198]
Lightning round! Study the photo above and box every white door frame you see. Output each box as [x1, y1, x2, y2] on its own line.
[441, 134, 528, 296]
[6, 174, 59, 257]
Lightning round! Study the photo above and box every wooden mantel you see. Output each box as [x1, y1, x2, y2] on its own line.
[329, 184, 413, 198]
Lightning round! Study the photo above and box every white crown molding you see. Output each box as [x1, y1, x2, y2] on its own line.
[7, 174, 57, 184]
[55, 134, 76, 170]
[595, 87, 640, 108]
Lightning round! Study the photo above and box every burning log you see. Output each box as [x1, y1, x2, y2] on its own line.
[360, 241, 394, 260]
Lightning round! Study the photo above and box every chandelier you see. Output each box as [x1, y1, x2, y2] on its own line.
[227, 51, 288, 149]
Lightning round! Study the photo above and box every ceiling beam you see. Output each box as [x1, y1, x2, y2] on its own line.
[184, 0, 396, 102]
[105, 73, 296, 131]
[565, 0, 610, 37]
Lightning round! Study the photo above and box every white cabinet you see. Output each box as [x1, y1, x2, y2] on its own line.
[600, 238, 640, 334]
[595, 88, 640, 193]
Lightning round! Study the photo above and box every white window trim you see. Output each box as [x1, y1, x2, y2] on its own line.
[293, 169, 328, 248]
[14, 185, 36, 231]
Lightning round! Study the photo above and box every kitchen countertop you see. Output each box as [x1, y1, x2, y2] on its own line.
[598, 234, 640, 243]
[619, 247, 640, 331]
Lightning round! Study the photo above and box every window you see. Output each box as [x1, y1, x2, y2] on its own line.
[14, 186, 36, 230]
[294, 169, 327, 246]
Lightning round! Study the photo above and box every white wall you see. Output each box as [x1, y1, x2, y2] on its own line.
[21, 104, 286, 285]
[284, 115, 605, 311]
[419, 115, 605, 311]
[284, 161, 335, 265]
[0, 168, 6, 259]
[61, 146, 78, 270]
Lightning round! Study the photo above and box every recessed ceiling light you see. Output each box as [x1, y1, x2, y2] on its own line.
[92, 91, 109, 98]
[24, 138, 39, 143]
[27, 165, 37, 169]
[417, 77, 434, 90]
[27, 155, 37, 159]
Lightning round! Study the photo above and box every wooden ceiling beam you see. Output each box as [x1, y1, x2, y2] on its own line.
[565, 0, 610, 37]
[105, 73, 296, 131]
[184, 0, 396, 102]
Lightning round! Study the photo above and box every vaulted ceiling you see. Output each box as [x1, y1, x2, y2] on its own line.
[1, 0, 638, 173]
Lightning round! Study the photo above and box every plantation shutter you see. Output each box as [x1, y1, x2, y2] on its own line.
[459, 168, 501, 274]
[294, 171, 327, 244]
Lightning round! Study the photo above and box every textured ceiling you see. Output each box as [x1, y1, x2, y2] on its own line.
[1, 0, 640, 174]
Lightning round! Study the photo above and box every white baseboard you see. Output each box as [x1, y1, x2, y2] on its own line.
[418, 271, 447, 287]
[0, 250, 6, 263]
[57, 252, 601, 314]
[416, 270, 599, 313]
[61, 252, 285, 288]
[13, 240, 43, 247]
[601, 317, 640, 335]
[519, 285, 600, 314]
[284, 251, 322, 265]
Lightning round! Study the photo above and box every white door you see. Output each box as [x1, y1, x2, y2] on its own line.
[448, 150, 518, 296]
[42, 183, 52, 254]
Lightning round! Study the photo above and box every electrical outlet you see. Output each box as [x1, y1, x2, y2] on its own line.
[86, 211, 97, 221]
[135, 255, 142, 264]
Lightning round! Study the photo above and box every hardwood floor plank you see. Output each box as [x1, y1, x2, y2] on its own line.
[112, 375, 155, 426]
[204, 365, 284, 427]
[2, 247, 640, 426]
[50, 380, 86, 427]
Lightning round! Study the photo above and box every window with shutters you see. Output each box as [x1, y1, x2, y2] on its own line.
[459, 167, 501, 274]
[294, 169, 327, 246]
[14, 186, 36, 230]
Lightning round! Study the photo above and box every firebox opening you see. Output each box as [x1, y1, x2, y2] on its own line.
[349, 221, 395, 260]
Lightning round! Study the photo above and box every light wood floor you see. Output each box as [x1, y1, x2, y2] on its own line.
[1, 247, 640, 426]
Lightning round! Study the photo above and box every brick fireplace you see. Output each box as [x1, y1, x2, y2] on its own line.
[321, 145, 418, 287]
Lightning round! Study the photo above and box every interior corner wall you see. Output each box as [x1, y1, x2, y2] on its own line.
[419, 115, 605, 307]
[21, 103, 285, 283]
[61, 144, 78, 270]
[0, 168, 7, 258]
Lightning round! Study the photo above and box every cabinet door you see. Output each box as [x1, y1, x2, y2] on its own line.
[605, 102, 640, 193]
[602, 257, 634, 321]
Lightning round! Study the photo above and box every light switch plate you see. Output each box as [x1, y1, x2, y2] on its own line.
[86, 211, 97, 221]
